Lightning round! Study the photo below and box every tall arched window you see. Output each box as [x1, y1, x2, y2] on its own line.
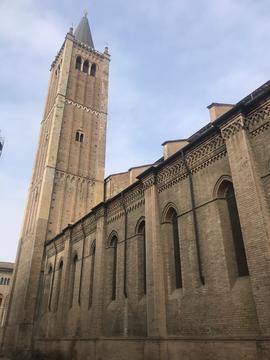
[137, 220, 147, 296]
[89, 241, 96, 308]
[90, 63, 96, 77]
[42, 265, 53, 314]
[83, 60, 89, 74]
[224, 182, 249, 277]
[54, 260, 63, 312]
[110, 236, 118, 301]
[163, 206, 183, 291]
[172, 211, 182, 289]
[70, 254, 78, 308]
[76, 56, 82, 70]
[0, 278, 3, 285]
[0, 294, 3, 309]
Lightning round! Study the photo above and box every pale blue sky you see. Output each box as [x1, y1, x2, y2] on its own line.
[1, 0, 270, 261]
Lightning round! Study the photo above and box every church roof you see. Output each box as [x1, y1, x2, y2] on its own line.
[74, 13, 94, 48]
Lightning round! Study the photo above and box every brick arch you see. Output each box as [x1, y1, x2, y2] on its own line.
[90, 240, 96, 255]
[213, 175, 232, 199]
[161, 202, 179, 223]
[107, 230, 119, 247]
[135, 216, 145, 235]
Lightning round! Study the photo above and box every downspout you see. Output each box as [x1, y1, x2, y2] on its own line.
[121, 192, 128, 299]
[48, 241, 57, 311]
[78, 220, 87, 305]
[182, 151, 205, 285]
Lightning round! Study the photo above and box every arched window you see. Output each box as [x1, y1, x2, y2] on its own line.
[76, 56, 82, 70]
[163, 206, 183, 291]
[75, 131, 84, 143]
[224, 182, 249, 277]
[41, 265, 53, 314]
[70, 254, 78, 308]
[83, 60, 89, 74]
[89, 241, 96, 308]
[7, 279, 10, 286]
[110, 236, 118, 301]
[54, 260, 63, 312]
[0, 278, 3, 285]
[90, 63, 96, 77]
[0, 294, 3, 308]
[137, 220, 147, 296]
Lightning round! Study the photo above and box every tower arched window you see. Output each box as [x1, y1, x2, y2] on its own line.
[70, 254, 78, 308]
[0, 294, 3, 308]
[223, 182, 249, 277]
[55, 260, 63, 312]
[75, 131, 84, 143]
[137, 219, 147, 296]
[76, 56, 82, 70]
[110, 236, 118, 301]
[89, 241, 96, 308]
[90, 63, 96, 77]
[83, 60, 89, 74]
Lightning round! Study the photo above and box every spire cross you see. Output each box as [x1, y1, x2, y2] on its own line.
[84, 9, 88, 17]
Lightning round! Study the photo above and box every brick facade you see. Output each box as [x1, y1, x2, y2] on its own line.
[2, 16, 270, 360]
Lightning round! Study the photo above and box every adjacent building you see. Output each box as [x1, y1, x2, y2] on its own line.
[0, 263, 14, 328]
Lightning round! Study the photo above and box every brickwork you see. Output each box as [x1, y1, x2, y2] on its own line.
[2, 14, 270, 360]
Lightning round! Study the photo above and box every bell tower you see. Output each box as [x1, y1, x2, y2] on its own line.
[2, 13, 110, 353]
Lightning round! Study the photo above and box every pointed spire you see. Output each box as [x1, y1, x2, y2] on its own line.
[74, 12, 94, 48]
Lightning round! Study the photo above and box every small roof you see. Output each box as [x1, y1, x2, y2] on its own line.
[74, 12, 94, 48]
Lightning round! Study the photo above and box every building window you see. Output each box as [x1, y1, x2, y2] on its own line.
[90, 63, 96, 77]
[75, 131, 84, 143]
[110, 236, 118, 301]
[163, 206, 183, 292]
[89, 241, 96, 308]
[83, 60, 89, 74]
[0, 295, 2, 308]
[70, 254, 78, 308]
[137, 219, 147, 296]
[225, 183, 249, 277]
[55, 261, 63, 312]
[76, 56, 82, 70]
[172, 211, 182, 289]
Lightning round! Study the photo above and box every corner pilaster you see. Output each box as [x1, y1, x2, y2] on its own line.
[140, 169, 167, 338]
[221, 113, 270, 334]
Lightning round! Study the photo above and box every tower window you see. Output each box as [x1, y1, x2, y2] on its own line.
[75, 131, 84, 143]
[83, 60, 89, 74]
[76, 56, 82, 70]
[90, 63, 96, 77]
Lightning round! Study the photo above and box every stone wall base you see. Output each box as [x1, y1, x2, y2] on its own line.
[6, 337, 268, 360]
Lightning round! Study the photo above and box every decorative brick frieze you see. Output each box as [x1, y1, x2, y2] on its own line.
[221, 115, 245, 140]
[55, 170, 95, 186]
[246, 102, 270, 137]
[142, 172, 156, 190]
[157, 134, 226, 193]
[73, 40, 106, 60]
[186, 135, 226, 173]
[64, 99, 105, 117]
[94, 205, 105, 220]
